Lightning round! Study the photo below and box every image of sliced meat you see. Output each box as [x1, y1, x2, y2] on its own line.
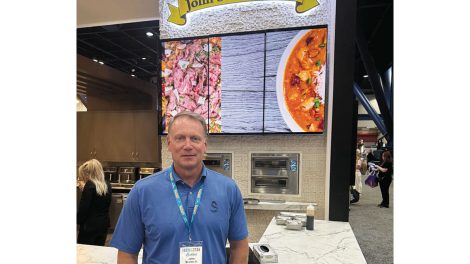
[210, 53, 221, 65]
[167, 92, 177, 112]
[161, 37, 221, 133]
[181, 96, 197, 112]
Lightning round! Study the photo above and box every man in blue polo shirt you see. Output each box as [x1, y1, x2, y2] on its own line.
[111, 111, 249, 264]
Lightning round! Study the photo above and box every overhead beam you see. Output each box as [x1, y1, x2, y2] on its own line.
[383, 66, 393, 117]
[353, 82, 387, 136]
[355, 25, 393, 142]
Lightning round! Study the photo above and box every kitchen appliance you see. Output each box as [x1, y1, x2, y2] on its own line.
[203, 153, 232, 178]
[138, 167, 160, 181]
[109, 194, 124, 230]
[251, 153, 299, 195]
[118, 167, 137, 185]
[103, 166, 119, 184]
[252, 244, 278, 263]
[109, 193, 130, 230]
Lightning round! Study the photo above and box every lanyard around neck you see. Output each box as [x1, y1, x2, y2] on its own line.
[169, 171, 204, 241]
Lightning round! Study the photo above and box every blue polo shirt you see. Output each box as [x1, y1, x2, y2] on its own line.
[110, 165, 248, 264]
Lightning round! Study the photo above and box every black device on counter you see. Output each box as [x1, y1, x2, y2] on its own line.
[103, 167, 118, 183]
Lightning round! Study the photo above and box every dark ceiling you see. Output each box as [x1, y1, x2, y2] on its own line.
[77, 20, 160, 84]
[355, 0, 393, 94]
[77, 1, 392, 96]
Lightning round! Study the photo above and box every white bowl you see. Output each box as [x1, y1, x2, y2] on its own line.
[276, 30, 310, 132]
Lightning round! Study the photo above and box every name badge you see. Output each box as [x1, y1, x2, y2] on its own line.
[180, 241, 203, 264]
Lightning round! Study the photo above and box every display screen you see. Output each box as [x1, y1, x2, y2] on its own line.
[160, 26, 328, 134]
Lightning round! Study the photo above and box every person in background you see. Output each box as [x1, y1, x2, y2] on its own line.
[377, 139, 383, 150]
[351, 149, 363, 204]
[376, 151, 393, 208]
[367, 149, 375, 163]
[111, 111, 249, 264]
[357, 139, 365, 154]
[77, 159, 112, 246]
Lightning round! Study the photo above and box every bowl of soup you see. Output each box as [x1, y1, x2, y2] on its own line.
[276, 28, 328, 132]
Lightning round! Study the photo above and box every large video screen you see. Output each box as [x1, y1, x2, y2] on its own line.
[160, 26, 328, 134]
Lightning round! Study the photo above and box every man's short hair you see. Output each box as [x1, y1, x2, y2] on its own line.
[167, 111, 208, 136]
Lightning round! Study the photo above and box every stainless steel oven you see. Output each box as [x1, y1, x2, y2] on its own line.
[118, 167, 137, 186]
[251, 153, 299, 195]
[103, 167, 118, 184]
[109, 193, 123, 230]
[203, 153, 232, 178]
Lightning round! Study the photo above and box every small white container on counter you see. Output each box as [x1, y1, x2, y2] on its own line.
[253, 244, 278, 263]
[275, 215, 291, 225]
[285, 219, 303, 230]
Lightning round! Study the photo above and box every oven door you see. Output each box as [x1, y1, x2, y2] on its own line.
[252, 158, 289, 178]
[251, 176, 290, 194]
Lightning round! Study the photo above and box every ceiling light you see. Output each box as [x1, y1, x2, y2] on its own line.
[98, 61, 104, 65]
[146, 32, 154, 37]
[363, 75, 368, 78]
[93, 59, 98, 62]
[131, 74, 135, 77]
[142, 57, 146, 60]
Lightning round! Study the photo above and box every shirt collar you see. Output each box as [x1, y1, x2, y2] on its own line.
[170, 163, 207, 184]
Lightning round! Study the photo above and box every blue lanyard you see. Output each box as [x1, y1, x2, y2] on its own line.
[169, 171, 204, 241]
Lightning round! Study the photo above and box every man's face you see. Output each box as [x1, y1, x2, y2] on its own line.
[167, 117, 207, 172]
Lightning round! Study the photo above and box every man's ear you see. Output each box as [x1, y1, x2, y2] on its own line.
[166, 137, 171, 150]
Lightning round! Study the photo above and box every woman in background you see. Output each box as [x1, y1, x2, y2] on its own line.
[351, 149, 363, 204]
[367, 149, 375, 163]
[77, 159, 112, 246]
[376, 151, 393, 208]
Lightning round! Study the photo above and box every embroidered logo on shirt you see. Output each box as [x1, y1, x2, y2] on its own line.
[210, 201, 218, 212]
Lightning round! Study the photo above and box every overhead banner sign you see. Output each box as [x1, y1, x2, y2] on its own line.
[168, 0, 320, 25]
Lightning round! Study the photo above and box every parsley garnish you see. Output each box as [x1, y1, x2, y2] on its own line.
[314, 98, 321, 109]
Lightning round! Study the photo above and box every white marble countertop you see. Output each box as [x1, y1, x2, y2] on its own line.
[77, 216, 365, 264]
[257, 217, 366, 264]
[77, 244, 143, 264]
[244, 201, 316, 211]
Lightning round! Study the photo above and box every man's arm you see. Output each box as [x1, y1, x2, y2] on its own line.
[117, 250, 138, 264]
[229, 238, 249, 264]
